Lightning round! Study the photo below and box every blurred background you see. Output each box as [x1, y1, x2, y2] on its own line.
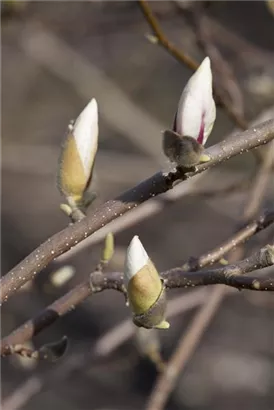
[1, 1, 274, 410]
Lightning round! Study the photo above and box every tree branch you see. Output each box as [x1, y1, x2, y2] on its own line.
[1, 210, 273, 357]
[138, 0, 199, 71]
[163, 244, 274, 290]
[145, 287, 224, 410]
[1, 119, 274, 303]
[139, 0, 248, 131]
[192, 6, 248, 130]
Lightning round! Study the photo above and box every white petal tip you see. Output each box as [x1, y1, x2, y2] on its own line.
[72, 97, 99, 177]
[201, 56, 210, 67]
[196, 57, 212, 80]
[124, 236, 149, 282]
[79, 98, 98, 122]
[74, 98, 98, 132]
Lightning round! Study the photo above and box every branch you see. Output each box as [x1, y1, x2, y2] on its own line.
[192, 7, 248, 130]
[139, 0, 248, 131]
[146, 287, 224, 410]
[146, 138, 274, 410]
[1, 119, 274, 303]
[163, 245, 274, 290]
[1, 211, 273, 356]
[182, 210, 274, 271]
[138, 0, 198, 71]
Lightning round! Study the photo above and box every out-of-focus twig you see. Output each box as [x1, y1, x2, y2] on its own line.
[21, 24, 165, 165]
[193, 9, 247, 129]
[94, 288, 210, 357]
[146, 287, 224, 410]
[146, 244, 274, 409]
[139, 0, 248, 131]
[243, 141, 274, 221]
[146, 130, 274, 410]
[138, 0, 199, 70]
[2, 377, 41, 410]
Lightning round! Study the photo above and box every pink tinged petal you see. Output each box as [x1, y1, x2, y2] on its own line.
[175, 57, 216, 145]
[197, 114, 205, 145]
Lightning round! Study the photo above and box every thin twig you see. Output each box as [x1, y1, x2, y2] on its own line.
[182, 210, 274, 271]
[243, 140, 274, 221]
[139, 0, 248, 131]
[1, 119, 274, 303]
[145, 243, 274, 410]
[138, 0, 198, 70]
[94, 287, 222, 357]
[193, 9, 247, 129]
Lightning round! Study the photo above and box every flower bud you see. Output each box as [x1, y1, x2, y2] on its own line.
[163, 130, 204, 168]
[124, 236, 169, 330]
[163, 57, 215, 168]
[57, 98, 98, 205]
[174, 57, 216, 145]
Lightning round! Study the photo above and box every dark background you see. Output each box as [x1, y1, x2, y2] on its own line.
[2, 2, 274, 410]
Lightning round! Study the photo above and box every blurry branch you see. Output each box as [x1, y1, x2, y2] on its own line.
[146, 287, 224, 410]
[94, 288, 210, 357]
[139, 0, 248, 131]
[1, 119, 274, 303]
[193, 9, 247, 129]
[147, 128, 274, 410]
[21, 24, 165, 165]
[243, 140, 274, 220]
[1, 210, 274, 356]
[175, 1, 272, 61]
[138, 0, 198, 70]
[1, 272, 125, 356]
[147, 249, 274, 410]
[1, 377, 41, 410]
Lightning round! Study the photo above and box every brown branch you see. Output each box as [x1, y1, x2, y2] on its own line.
[146, 287, 224, 410]
[2, 255, 274, 357]
[1, 119, 274, 303]
[139, 0, 248, 131]
[138, 0, 199, 71]
[94, 288, 210, 357]
[146, 125, 274, 410]
[183, 210, 274, 271]
[145, 244, 274, 410]
[163, 245, 274, 290]
[1, 211, 274, 356]
[243, 140, 274, 221]
[192, 8, 248, 130]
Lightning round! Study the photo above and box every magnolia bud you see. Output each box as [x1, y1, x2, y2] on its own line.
[124, 236, 169, 330]
[163, 130, 204, 168]
[163, 57, 215, 168]
[57, 98, 98, 206]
